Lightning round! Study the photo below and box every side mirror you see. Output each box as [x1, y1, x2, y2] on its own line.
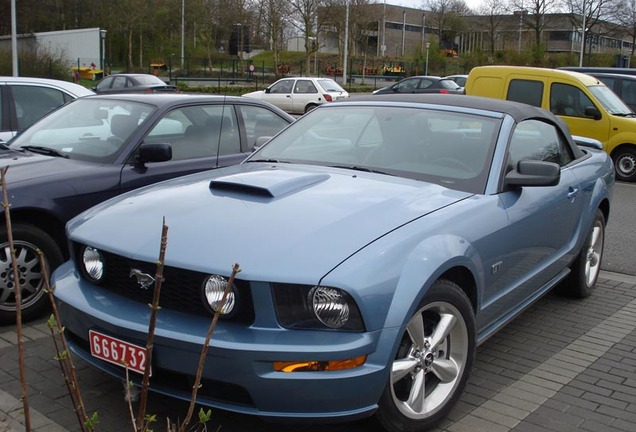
[265, 88, 272, 94]
[252, 136, 272, 152]
[137, 143, 172, 163]
[572, 135, 603, 150]
[584, 106, 602, 120]
[505, 160, 560, 188]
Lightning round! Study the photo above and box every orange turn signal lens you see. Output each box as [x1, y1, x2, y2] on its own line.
[273, 355, 367, 372]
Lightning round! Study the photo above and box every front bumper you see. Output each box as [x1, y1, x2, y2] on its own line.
[53, 261, 397, 420]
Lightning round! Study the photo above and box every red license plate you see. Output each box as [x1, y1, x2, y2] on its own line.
[89, 330, 150, 376]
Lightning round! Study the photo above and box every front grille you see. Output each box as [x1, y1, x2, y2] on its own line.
[73, 242, 254, 323]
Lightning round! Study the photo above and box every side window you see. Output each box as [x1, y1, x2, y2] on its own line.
[419, 79, 433, 89]
[294, 80, 318, 94]
[95, 77, 113, 91]
[620, 79, 636, 108]
[508, 120, 574, 171]
[11, 85, 68, 130]
[507, 79, 543, 107]
[550, 83, 596, 118]
[270, 80, 293, 94]
[395, 78, 418, 91]
[112, 76, 127, 89]
[240, 105, 289, 148]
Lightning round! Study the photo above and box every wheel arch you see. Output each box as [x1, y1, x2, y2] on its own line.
[0, 208, 68, 258]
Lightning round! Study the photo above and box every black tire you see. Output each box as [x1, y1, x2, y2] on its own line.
[558, 209, 605, 298]
[0, 224, 64, 324]
[304, 104, 318, 113]
[375, 279, 476, 432]
[612, 147, 636, 182]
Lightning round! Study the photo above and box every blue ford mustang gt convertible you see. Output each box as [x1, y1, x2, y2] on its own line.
[53, 94, 614, 431]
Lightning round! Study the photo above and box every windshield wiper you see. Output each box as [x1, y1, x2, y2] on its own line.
[20, 145, 70, 158]
[246, 158, 290, 163]
[329, 165, 394, 176]
[612, 112, 636, 117]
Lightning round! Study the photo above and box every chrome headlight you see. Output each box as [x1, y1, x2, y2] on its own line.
[202, 274, 237, 316]
[273, 284, 364, 331]
[81, 246, 105, 283]
[309, 286, 350, 329]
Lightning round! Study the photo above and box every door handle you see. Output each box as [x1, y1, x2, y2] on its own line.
[568, 187, 579, 200]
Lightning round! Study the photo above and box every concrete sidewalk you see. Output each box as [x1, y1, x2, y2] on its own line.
[1, 271, 635, 432]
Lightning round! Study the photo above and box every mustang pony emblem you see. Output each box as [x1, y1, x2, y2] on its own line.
[129, 269, 155, 290]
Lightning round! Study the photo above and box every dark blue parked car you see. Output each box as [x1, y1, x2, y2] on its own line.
[0, 93, 293, 323]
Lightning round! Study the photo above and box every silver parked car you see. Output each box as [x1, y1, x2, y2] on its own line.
[0, 76, 94, 142]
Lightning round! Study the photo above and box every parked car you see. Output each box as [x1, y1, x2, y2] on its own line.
[93, 73, 178, 94]
[0, 93, 293, 323]
[466, 66, 636, 181]
[443, 74, 468, 87]
[373, 76, 464, 95]
[0, 76, 94, 143]
[53, 94, 613, 432]
[583, 73, 636, 112]
[242, 77, 349, 114]
[557, 66, 636, 76]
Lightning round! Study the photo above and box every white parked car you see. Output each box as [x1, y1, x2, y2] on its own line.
[0, 76, 94, 142]
[243, 77, 349, 114]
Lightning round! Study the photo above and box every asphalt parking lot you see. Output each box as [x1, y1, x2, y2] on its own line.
[1, 270, 635, 432]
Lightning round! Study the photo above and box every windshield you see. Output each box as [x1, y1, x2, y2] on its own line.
[317, 79, 346, 92]
[588, 85, 632, 115]
[247, 105, 500, 194]
[10, 98, 155, 163]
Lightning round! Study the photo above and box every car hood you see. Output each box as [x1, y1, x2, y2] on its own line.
[69, 163, 472, 281]
[0, 148, 94, 185]
[242, 90, 265, 99]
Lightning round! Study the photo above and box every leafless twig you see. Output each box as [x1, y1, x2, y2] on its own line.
[1, 166, 31, 431]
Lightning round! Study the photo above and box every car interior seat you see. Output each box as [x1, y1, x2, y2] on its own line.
[109, 114, 138, 146]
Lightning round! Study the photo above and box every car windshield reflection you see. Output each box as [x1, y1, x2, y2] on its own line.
[248, 105, 500, 194]
[10, 99, 155, 163]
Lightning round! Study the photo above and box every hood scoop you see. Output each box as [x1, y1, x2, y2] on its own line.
[210, 169, 330, 198]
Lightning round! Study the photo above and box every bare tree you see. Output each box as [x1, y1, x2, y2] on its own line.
[288, 0, 322, 73]
[511, 0, 558, 47]
[611, 0, 636, 55]
[255, 0, 292, 75]
[478, 0, 510, 55]
[425, 0, 471, 51]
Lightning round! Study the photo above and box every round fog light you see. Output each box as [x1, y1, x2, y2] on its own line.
[203, 275, 237, 316]
[309, 286, 350, 329]
[82, 246, 104, 282]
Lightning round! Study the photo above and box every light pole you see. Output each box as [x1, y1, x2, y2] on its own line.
[308, 36, 317, 76]
[342, 1, 349, 86]
[579, 0, 587, 67]
[181, 0, 185, 70]
[425, 42, 430, 76]
[11, 0, 17, 76]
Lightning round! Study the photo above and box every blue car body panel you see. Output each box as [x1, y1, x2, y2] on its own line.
[52, 94, 614, 422]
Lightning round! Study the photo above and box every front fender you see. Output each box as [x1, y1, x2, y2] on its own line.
[321, 227, 481, 333]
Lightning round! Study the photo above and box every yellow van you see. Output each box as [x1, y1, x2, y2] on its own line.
[465, 65, 636, 181]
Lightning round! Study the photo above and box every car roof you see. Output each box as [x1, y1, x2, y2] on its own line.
[76, 92, 295, 119]
[0, 76, 94, 96]
[586, 72, 636, 81]
[472, 65, 600, 86]
[82, 93, 259, 104]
